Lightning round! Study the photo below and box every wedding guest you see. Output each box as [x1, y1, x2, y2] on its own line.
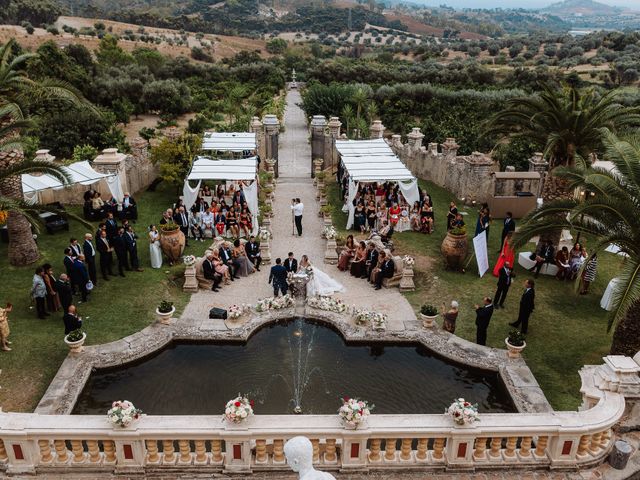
[568, 242, 586, 280]
[365, 242, 379, 280]
[31, 267, 48, 319]
[83, 233, 97, 286]
[500, 212, 516, 253]
[239, 207, 252, 238]
[373, 250, 394, 290]
[232, 239, 255, 277]
[202, 185, 212, 197]
[388, 202, 401, 229]
[509, 279, 535, 335]
[0, 303, 12, 351]
[269, 258, 288, 297]
[555, 246, 570, 280]
[441, 300, 459, 334]
[530, 240, 555, 277]
[246, 235, 261, 271]
[337, 235, 355, 271]
[580, 253, 598, 295]
[219, 242, 237, 280]
[376, 203, 388, 230]
[410, 201, 421, 231]
[214, 209, 226, 237]
[189, 214, 204, 242]
[55, 274, 73, 314]
[174, 206, 190, 247]
[63, 305, 83, 335]
[125, 225, 143, 272]
[493, 261, 514, 309]
[69, 238, 82, 258]
[105, 212, 118, 240]
[211, 251, 231, 284]
[202, 252, 222, 292]
[112, 227, 129, 276]
[121, 192, 137, 220]
[226, 207, 240, 239]
[475, 297, 494, 346]
[493, 231, 515, 277]
[366, 201, 377, 231]
[446, 202, 458, 231]
[42, 263, 61, 312]
[159, 208, 173, 225]
[350, 241, 368, 278]
[284, 252, 298, 273]
[91, 192, 105, 216]
[354, 202, 366, 233]
[475, 209, 489, 238]
[96, 230, 114, 280]
[71, 255, 90, 302]
[451, 213, 465, 229]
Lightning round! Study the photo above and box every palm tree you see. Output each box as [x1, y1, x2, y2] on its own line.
[486, 83, 640, 199]
[0, 39, 97, 266]
[514, 129, 640, 356]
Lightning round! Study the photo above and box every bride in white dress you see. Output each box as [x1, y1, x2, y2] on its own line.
[149, 225, 163, 269]
[299, 255, 345, 296]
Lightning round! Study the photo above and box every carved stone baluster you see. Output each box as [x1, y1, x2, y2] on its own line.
[194, 440, 206, 464]
[433, 438, 445, 460]
[255, 439, 267, 463]
[103, 441, 116, 463]
[474, 437, 487, 460]
[273, 439, 285, 463]
[590, 432, 603, 454]
[87, 440, 101, 463]
[400, 438, 412, 461]
[163, 440, 176, 463]
[416, 439, 428, 461]
[0, 439, 7, 461]
[146, 440, 160, 463]
[384, 438, 397, 461]
[325, 439, 337, 462]
[54, 440, 69, 463]
[71, 440, 86, 463]
[310, 439, 320, 463]
[489, 437, 502, 458]
[600, 429, 611, 447]
[178, 439, 192, 463]
[535, 436, 548, 457]
[211, 440, 223, 463]
[577, 435, 590, 457]
[368, 439, 382, 462]
[38, 439, 53, 463]
[504, 437, 517, 458]
[519, 437, 532, 457]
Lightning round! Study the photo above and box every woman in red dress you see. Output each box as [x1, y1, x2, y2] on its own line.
[388, 202, 401, 228]
[493, 231, 515, 277]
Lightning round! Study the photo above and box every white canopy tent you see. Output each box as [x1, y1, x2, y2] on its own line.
[183, 156, 260, 235]
[21, 160, 121, 203]
[201, 132, 257, 153]
[335, 138, 420, 229]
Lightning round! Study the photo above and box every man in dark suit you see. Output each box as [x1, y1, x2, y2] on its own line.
[269, 258, 289, 297]
[63, 248, 76, 294]
[112, 227, 129, 277]
[374, 251, 395, 290]
[71, 255, 90, 302]
[105, 212, 118, 241]
[125, 225, 143, 272]
[96, 230, 114, 280]
[174, 206, 190, 246]
[365, 244, 379, 281]
[219, 243, 237, 280]
[83, 233, 98, 286]
[284, 252, 298, 273]
[500, 212, 516, 252]
[530, 241, 555, 277]
[475, 297, 494, 346]
[121, 192, 138, 221]
[510, 279, 536, 334]
[63, 305, 83, 335]
[493, 261, 515, 309]
[55, 274, 73, 314]
[246, 236, 261, 272]
[69, 238, 82, 258]
[202, 252, 222, 292]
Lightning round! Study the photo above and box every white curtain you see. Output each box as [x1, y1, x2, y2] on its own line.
[23, 190, 38, 205]
[346, 177, 357, 229]
[398, 179, 420, 206]
[242, 181, 259, 235]
[106, 174, 124, 203]
[182, 179, 202, 212]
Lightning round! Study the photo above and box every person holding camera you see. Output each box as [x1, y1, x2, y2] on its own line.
[291, 198, 304, 236]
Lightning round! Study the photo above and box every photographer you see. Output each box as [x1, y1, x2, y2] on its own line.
[291, 198, 304, 236]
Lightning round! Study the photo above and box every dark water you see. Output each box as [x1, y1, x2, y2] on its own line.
[73, 318, 515, 415]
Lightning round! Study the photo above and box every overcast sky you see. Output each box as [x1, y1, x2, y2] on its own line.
[415, 0, 640, 9]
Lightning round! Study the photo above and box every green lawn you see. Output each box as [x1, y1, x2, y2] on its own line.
[0, 183, 211, 412]
[327, 181, 617, 411]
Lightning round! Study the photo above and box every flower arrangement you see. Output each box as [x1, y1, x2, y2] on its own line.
[228, 304, 250, 319]
[183, 255, 196, 267]
[307, 296, 347, 313]
[323, 225, 337, 240]
[107, 400, 142, 428]
[224, 394, 254, 424]
[338, 397, 373, 428]
[259, 229, 271, 241]
[446, 398, 480, 426]
[353, 308, 387, 329]
[402, 255, 415, 268]
[255, 295, 294, 312]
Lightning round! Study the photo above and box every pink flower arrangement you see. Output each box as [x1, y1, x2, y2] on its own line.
[338, 397, 373, 428]
[107, 400, 142, 427]
[446, 398, 480, 426]
[224, 394, 254, 424]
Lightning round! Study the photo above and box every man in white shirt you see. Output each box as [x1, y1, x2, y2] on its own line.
[291, 198, 304, 236]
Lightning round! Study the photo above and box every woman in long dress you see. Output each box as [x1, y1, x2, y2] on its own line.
[492, 232, 515, 277]
[337, 235, 355, 271]
[299, 255, 345, 296]
[232, 239, 255, 277]
[149, 225, 163, 269]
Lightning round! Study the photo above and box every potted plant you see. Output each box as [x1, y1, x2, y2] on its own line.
[262, 186, 273, 199]
[64, 328, 86, 353]
[320, 205, 332, 223]
[315, 171, 326, 183]
[260, 204, 273, 218]
[505, 330, 526, 358]
[441, 225, 468, 272]
[420, 304, 438, 328]
[156, 300, 175, 324]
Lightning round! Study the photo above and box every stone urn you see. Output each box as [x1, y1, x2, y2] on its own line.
[64, 332, 86, 353]
[505, 338, 526, 358]
[420, 313, 438, 328]
[441, 231, 468, 271]
[159, 226, 185, 263]
[156, 305, 175, 324]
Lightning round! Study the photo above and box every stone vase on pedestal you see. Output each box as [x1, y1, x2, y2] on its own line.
[325, 238, 339, 264]
[399, 267, 415, 291]
[183, 265, 198, 292]
[260, 240, 272, 265]
[262, 215, 273, 236]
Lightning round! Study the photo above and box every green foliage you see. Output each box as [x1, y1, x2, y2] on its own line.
[158, 300, 174, 313]
[150, 133, 201, 189]
[421, 304, 438, 316]
[507, 330, 526, 347]
[65, 329, 85, 342]
[191, 47, 213, 63]
[96, 35, 133, 67]
[142, 79, 191, 116]
[0, 0, 62, 26]
[138, 127, 156, 141]
[72, 144, 98, 163]
[266, 38, 288, 55]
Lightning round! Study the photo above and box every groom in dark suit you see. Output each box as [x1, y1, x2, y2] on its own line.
[246, 235, 261, 272]
[283, 252, 297, 273]
[269, 258, 288, 297]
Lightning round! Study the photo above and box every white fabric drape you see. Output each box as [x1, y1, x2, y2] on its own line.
[182, 179, 202, 212]
[346, 177, 357, 229]
[106, 175, 124, 203]
[23, 190, 38, 205]
[242, 181, 259, 235]
[397, 179, 420, 206]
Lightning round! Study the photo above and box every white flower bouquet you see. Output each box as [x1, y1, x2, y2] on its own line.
[255, 295, 294, 312]
[107, 400, 142, 428]
[228, 304, 249, 319]
[307, 295, 347, 313]
[402, 255, 415, 268]
[338, 397, 373, 429]
[258, 229, 271, 241]
[183, 255, 197, 267]
[224, 394, 254, 424]
[353, 308, 387, 329]
[446, 398, 480, 426]
[323, 225, 337, 239]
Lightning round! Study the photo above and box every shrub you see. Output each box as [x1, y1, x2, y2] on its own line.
[66, 329, 84, 342]
[507, 330, 526, 347]
[421, 304, 438, 316]
[158, 301, 174, 313]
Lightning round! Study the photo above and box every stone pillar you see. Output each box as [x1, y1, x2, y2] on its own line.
[464, 152, 495, 204]
[428, 143, 438, 156]
[93, 148, 128, 200]
[250, 116, 265, 164]
[391, 134, 403, 149]
[324, 237, 338, 264]
[34, 149, 55, 162]
[441, 137, 459, 162]
[260, 238, 272, 265]
[183, 265, 198, 293]
[399, 264, 415, 292]
[529, 152, 549, 198]
[310, 115, 327, 176]
[325, 116, 342, 173]
[262, 114, 280, 177]
[370, 120, 385, 139]
[407, 128, 425, 151]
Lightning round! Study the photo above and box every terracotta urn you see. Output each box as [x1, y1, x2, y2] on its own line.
[159, 227, 185, 263]
[441, 231, 468, 271]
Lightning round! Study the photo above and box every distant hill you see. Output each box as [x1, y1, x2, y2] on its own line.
[542, 0, 624, 16]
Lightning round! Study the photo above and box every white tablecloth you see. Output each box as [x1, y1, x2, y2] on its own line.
[601, 277, 622, 311]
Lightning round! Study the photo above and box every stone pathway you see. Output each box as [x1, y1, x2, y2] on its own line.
[180, 90, 416, 330]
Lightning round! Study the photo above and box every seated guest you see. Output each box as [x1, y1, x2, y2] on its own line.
[214, 211, 226, 237]
[191, 196, 209, 218]
[211, 251, 231, 284]
[201, 208, 214, 233]
[349, 241, 368, 278]
[202, 252, 222, 292]
[63, 305, 83, 335]
[202, 185, 212, 198]
[189, 213, 204, 242]
[226, 207, 240, 239]
[530, 240, 555, 277]
[372, 250, 395, 290]
[338, 235, 355, 271]
[364, 241, 379, 280]
[378, 220, 393, 243]
[121, 192, 137, 220]
[232, 239, 255, 277]
[245, 235, 261, 271]
[92, 192, 105, 214]
[555, 246, 570, 280]
[104, 195, 118, 215]
[239, 207, 252, 238]
[83, 189, 95, 203]
[451, 213, 465, 229]
[218, 242, 236, 280]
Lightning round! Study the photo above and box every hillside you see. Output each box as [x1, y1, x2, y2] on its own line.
[542, 0, 623, 15]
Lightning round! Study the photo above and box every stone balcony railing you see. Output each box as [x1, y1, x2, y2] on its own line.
[0, 386, 625, 476]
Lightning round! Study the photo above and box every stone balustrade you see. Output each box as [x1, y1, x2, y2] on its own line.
[0, 388, 624, 475]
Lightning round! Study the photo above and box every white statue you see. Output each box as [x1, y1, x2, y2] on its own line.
[284, 436, 336, 480]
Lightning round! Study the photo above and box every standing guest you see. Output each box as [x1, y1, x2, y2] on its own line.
[83, 233, 98, 286]
[441, 300, 459, 334]
[354, 202, 366, 233]
[32, 267, 48, 319]
[530, 240, 555, 277]
[373, 251, 394, 291]
[95, 223, 106, 243]
[474, 297, 494, 346]
[42, 264, 61, 313]
[105, 212, 118, 240]
[63, 248, 76, 293]
[493, 261, 515, 309]
[55, 274, 73, 314]
[245, 235, 261, 271]
[510, 279, 535, 334]
[337, 235, 355, 271]
[388, 202, 401, 229]
[365, 242, 379, 281]
[112, 227, 129, 277]
[0, 303, 12, 351]
[69, 238, 82, 258]
[568, 242, 587, 280]
[121, 192, 137, 220]
[71, 255, 90, 302]
[148, 225, 163, 269]
[446, 202, 458, 231]
[580, 253, 598, 295]
[160, 208, 173, 225]
[475, 209, 489, 238]
[493, 232, 515, 277]
[63, 305, 83, 335]
[125, 225, 144, 272]
[452, 213, 465, 229]
[202, 252, 223, 292]
[500, 212, 516, 253]
[269, 258, 289, 297]
[218, 242, 237, 280]
[291, 198, 304, 236]
[284, 252, 298, 273]
[555, 246, 570, 280]
[96, 230, 114, 280]
[174, 206, 190, 246]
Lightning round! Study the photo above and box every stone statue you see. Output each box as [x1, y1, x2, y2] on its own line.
[284, 436, 336, 480]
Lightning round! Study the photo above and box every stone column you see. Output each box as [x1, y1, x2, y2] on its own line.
[441, 137, 459, 163]
[391, 134, 403, 149]
[262, 115, 280, 177]
[407, 127, 424, 152]
[310, 115, 327, 176]
[34, 149, 55, 162]
[529, 152, 549, 198]
[250, 116, 265, 164]
[183, 265, 198, 293]
[464, 152, 495, 204]
[324, 236, 338, 264]
[93, 148, 129, 199]
[428, 143, 438, 156]
[326, 116, 342, 173]
[399, 262, 415, 292]
[260, 238, 272, 265]
[370, 120, 385, 139]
